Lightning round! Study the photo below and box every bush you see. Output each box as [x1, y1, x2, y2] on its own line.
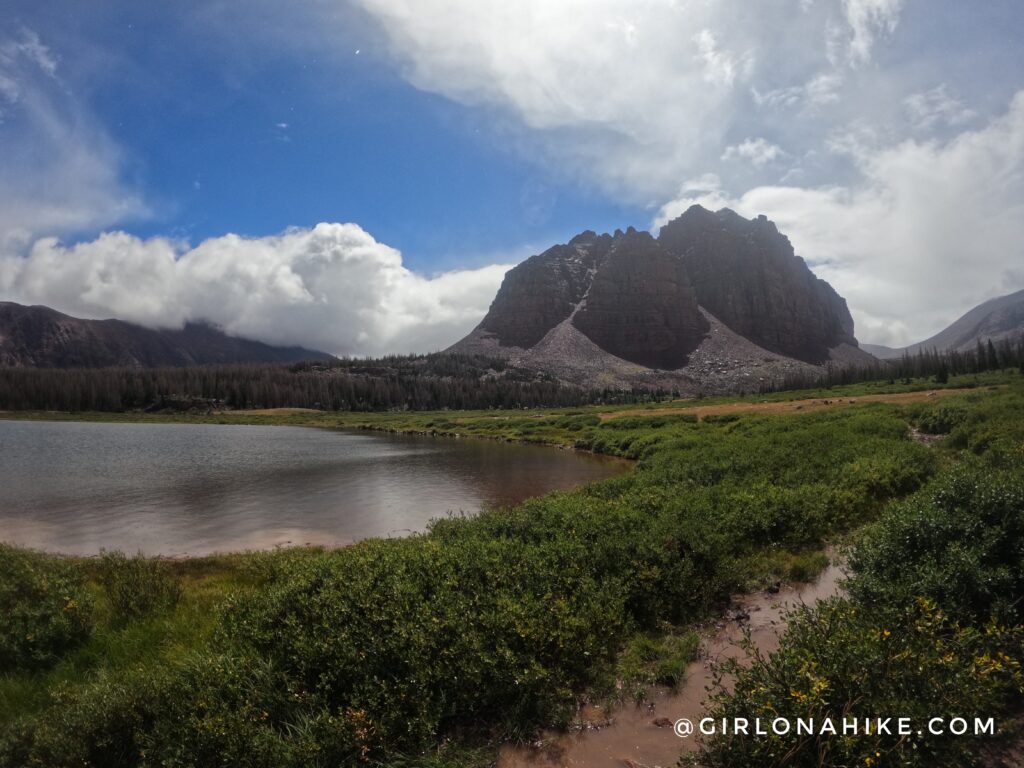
[98, 552, 182, 620]
[694, 598, 1024, 768]
[917, 404, 968, 434]
[614, 631, 700, 701]
[218, 534, 633, 755]
[848, 463, 1024, 625]
[0, 671, 157, 768]
[0, 545, 93, 672]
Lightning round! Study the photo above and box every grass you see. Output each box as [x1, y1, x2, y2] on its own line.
[1, 370, 1022, 766]
[0, 554, 252, 724]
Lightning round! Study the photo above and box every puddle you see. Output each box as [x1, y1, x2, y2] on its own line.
[499, 560, 845, 768]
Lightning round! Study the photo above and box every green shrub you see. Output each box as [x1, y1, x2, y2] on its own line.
[614, 630, 700, 701]
[694, 598, 1023, 768]
[701, 413, 740, 424]
[848, 463, 1024, 625]
[0, 545, 93, 672]
[218, 535, 632, 755]
[917, 404, 969, 434]
[0, 671, 157, 768]
[98, 552, 182, 621]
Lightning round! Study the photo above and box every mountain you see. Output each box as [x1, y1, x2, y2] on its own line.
[864, 288, 1024, 360]
[658, 207, 856, 363]
[452, 206, 873, 393]
[0, 303, 335, 368]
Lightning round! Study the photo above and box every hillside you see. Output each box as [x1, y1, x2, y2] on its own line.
[865, 288, 1024, 359]
[0, 302, 335, 368]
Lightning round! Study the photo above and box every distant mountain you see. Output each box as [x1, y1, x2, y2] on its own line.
[451, 206, 873, 393]
[864, 288, 1024, 360]
[0, 302, 335, 368]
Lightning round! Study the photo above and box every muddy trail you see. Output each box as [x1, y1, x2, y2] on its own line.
[499, 561, 846, 768]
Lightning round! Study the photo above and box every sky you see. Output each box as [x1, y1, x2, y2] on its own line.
[1, 0, 1023, 355]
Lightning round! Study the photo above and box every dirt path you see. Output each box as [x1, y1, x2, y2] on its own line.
[498, 561, 845, 768]
[598, 387, 983, 422]
[220, 407, 322, 415]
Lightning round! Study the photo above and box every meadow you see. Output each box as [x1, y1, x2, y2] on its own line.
[1, 370, 1022, 767]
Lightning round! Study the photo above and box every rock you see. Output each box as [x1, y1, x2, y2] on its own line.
[657, 205, 857, 364]
[652, 717, 674, 728]
[475, 231, 613, 348]
[571, 229, 709, 368]
[449, 206, 867, 391]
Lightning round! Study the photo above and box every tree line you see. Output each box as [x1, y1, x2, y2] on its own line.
[764, 335, 1024, 393]
[0, 353, 680, 412]
[2, 339, 1021, 413]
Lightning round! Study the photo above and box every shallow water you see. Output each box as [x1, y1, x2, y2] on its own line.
[0, 420, 627, 556]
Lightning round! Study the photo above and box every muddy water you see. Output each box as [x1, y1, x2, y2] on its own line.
[499, 561, 845, 768]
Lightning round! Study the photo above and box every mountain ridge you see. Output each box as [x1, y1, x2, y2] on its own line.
[0, 302, 335, 368]
[452, 206, 874, 393]
[863, 288, 1024, 360]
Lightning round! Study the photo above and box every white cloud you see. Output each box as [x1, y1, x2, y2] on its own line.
[904, 84, 976, 131]
[752, 72, 843, 111]
[1, 224, 512, 356]
[655, 91, 1024, 347]
[842, 0, 903, 66]
[348, 0, 909, 202]
[349, 0, 769, 201]
[0, 29, 145, 250]
[693, 29, 738, 87]
[721, 137, 787, 166]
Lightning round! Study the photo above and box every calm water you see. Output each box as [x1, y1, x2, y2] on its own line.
[0, 420, 627, 556]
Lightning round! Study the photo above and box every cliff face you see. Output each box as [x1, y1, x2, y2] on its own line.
[571, 228, 708, 368]
[452, 206, 866, 387]
[477, 231, 613, 348]
[0, 302, 335, 368]
[658, 206, 857, 364]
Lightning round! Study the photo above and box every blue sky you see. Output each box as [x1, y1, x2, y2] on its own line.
[2, 1, 1023, 354]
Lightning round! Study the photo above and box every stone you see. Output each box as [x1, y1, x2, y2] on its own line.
[658, 205, 857, 364]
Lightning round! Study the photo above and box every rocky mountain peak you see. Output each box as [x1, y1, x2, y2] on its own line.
[453, 208, 865, 386]
[657, 206, 856, 364]
[476, 232, 613, 349]
[571, 228, 708, 369]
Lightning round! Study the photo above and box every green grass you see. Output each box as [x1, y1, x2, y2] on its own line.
[1, 374, 1022, 767]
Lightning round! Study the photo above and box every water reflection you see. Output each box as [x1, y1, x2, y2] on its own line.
[0, 420, 627, 556]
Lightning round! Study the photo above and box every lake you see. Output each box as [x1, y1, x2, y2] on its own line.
[0, 420, 627, 556]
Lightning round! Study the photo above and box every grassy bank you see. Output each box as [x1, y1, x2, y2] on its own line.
[1, 372, 1022, 767]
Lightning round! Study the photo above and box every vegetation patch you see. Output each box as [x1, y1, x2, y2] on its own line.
[1, 377, 1021, 767]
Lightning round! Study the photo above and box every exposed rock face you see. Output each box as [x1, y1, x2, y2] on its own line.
[572, 228, 708, 368]
[451, 206, 868, 391]
[478, 231, 612, 348]
[0, 302, 335, 368]
[658, 206, 857, 364]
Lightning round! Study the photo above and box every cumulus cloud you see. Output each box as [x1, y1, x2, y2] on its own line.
[348, 0, 773, 200]
[655, 91, 1024, 347]
[347, 0, 909, 202]
[904, 84, 976, 131]
[721, 137, 787, 166]
[841, 0, 903, 66]
[752, 72, 843, 111]
[1, 224, 511, 357]
[693, 29, 740, 87]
